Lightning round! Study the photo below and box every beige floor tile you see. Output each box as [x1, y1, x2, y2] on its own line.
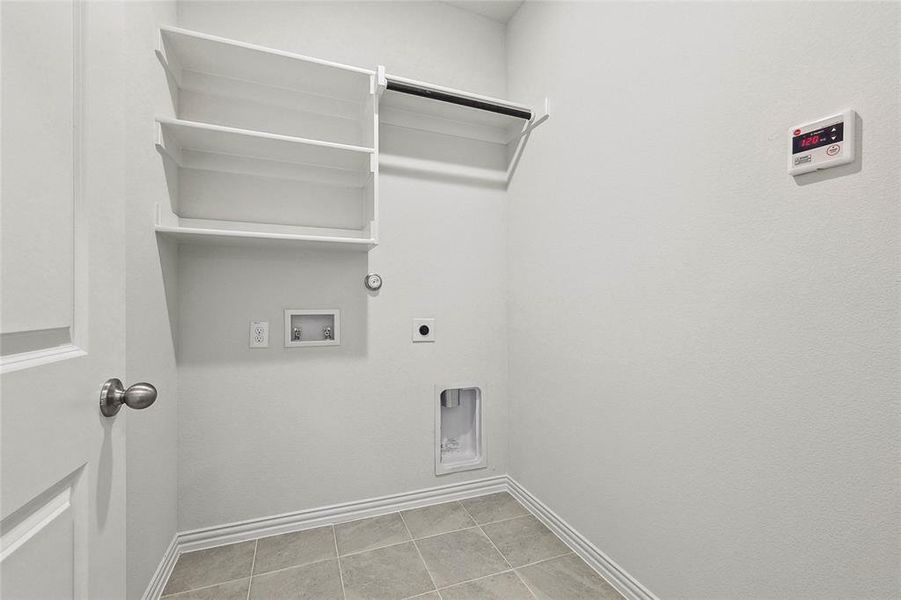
[253, 525, 336, 574]
[161, 578, 249, 600]
[482, 515, 570, 566]
[162, 541, 255, 596]
[336, 513, 411, 555]
[249, 559, 343, 600]
[439, 571, 534, 600]
[340, 541, 435, 600]
[517, 554, 624, 600]
[401, 501, 475, 539]
[459, 493, 528, 525]
[414, 528, 509, 588]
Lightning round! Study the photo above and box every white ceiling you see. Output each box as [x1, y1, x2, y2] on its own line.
[444, 1, 525, 24]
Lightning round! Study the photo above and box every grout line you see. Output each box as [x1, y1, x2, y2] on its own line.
[457, 498, 478, 522]
[332, 508, 534, 560]
[459, 497, 514, 570]
[477, 522, 513, 570]
[339, 539, 410, 557]
[460, 493, 571, 582]
[399, 511, 442, 600]
[336, 522, 486, 558]
[335, 499, 529, 559]
[240, 556, 336, 580]
[334, 509, 515, 558]
[507, 492, 602, 594]
[413, 523, 481, 542]
[474, 512, 532, 529]
[456, 494, 545, 600]
[245, 539, 258, 600]
[251, 522, 333, 546]
[510, 551, 576, 600]
[437, 568, 517, 591]
[161, 575, 251, 598]
[457, 496, 531, 529]
[506, 551, 575, 572]
[335, 512, 412, 558]
[430, 552, 575, 595]
[400, 593, 442, 600]
[513, 568, 541, 600]
[332, 525, 348, 600]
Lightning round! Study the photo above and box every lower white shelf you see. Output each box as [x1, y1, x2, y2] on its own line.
[155, 213, 376, 251]
[379, 154, 507, 187]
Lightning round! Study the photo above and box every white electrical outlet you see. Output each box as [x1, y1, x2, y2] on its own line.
[249, 321, 269, 348]
[412, 318, 435, 343]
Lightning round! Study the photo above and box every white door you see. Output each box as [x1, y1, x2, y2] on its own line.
[1, 2, 138, 598]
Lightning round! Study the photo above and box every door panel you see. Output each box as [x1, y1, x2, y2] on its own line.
[1, 2, 127, 599]
[1, 476, 82, 600]
[0, 0, 76, 345]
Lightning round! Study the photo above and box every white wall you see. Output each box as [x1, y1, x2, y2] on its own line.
[123, 3, 179, 599]
[506, 2, 900, 599]
[174, 1, 510, 530]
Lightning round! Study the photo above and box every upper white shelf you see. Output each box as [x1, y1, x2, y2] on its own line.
[156, 118, 374, 187]
[157, 26, 374, 104]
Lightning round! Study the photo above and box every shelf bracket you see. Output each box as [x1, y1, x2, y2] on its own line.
[154, 122, 184, 166]
[154, 30, 183, 87]
[376, 66, 388, 97]
[505, 98, 550, 188]
[507, 98, 550, 145]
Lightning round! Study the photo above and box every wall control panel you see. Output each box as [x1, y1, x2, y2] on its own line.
[788, 109, 856, 175]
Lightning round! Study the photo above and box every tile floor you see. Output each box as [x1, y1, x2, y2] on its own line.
[161, 492, 624, 600]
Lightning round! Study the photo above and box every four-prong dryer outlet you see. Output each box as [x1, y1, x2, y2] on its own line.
[412, 318, 435, 342]
[435, 386, 484, 475]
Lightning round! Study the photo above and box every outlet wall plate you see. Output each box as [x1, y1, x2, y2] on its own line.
[412, 318, 435, 343]
[249, 321, 269, 348]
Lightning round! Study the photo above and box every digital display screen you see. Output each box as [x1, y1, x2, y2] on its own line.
[792, 122, 843, 154]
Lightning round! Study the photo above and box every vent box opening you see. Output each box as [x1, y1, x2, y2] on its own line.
[435, 386, 484, 475]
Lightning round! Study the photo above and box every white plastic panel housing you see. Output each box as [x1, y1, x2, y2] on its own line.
[788, 109, 856, 175]
[412, 318, 435, 343]
[284, 309, 340, 347]
[435, 385, 485, 475]
[249, 321, 269, 348]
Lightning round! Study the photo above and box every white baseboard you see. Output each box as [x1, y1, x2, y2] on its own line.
[140, 534, 178, 600]
[142, 474, 655, 600]
[141, 476, 506, 599]
[507, 477, 659, 600]
[177, 475, 508, 553]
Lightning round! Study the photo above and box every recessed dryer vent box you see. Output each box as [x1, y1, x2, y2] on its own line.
[284, 309, 340, 348]
[435, 385, 485, 475]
